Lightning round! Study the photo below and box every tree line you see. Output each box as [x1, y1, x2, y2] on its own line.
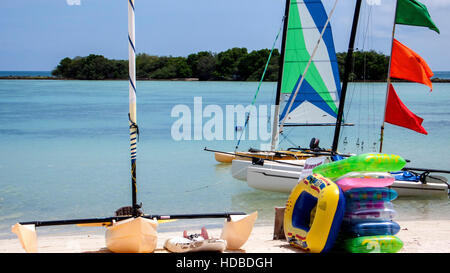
[51, 48, 389, 81]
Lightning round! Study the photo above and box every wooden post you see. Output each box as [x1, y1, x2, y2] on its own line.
[273, 207, 286, 240]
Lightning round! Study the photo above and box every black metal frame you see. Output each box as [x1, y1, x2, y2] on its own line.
[19, 212, 246, 227]
[332, 0, 363, 154]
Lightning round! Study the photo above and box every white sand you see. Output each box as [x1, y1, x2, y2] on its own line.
[0, 220, 449, 253]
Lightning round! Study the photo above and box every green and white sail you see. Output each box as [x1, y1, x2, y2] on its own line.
[279, 0, 341, 126]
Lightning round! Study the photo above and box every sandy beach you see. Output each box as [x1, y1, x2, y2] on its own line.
[1, 219, 449, 253]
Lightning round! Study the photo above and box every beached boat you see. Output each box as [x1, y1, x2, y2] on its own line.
[246, 162, 448, 197]
[11, 0, 256, 253]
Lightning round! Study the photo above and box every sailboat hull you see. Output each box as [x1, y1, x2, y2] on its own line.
[246, 165, 448, 197]
[388, 180, 448, 198]
[221, 211, 258, 250]
[218, 150, 310, 164]
[232, 158, 305, 181]
[105, 217, 158, 253]
[215, 152, 235, 163]
[231, 159, 253, 181]
[247, 165, 303, 193]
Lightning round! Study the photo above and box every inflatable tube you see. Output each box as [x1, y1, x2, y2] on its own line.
[312, 153, 406, 180]
[346, 200, 393, 211]
[337, 172, 393, 179]
[344, 202, 396, 223]
[341, 221, 400, 236]
[343, 235, 403, 253]
[284, 174, 345, 253]
[335, 176, 394, 192]
[345, 187, 398, 202]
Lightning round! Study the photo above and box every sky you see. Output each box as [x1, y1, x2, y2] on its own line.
[0, 0, 449, 71]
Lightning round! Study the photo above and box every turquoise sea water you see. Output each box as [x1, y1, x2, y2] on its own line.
[0, 71, 450, 79]
[0, 71, 53, 77]
[433, 71, 450, 79]
[0, 79, 448, 239]
[1, 70, 449, 79]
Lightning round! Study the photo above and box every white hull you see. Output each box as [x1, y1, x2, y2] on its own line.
[388, 180, 448, 198]
[246, 166, 448, 197]
[231, 159, 305, 181]
[231, 159, 252, 181]
[247, 165, 303, 193]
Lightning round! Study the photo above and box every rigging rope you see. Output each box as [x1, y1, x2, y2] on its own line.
[128, 113, 140, 142]
[235, 17, 285, 151]
[340, 1, 379, 153]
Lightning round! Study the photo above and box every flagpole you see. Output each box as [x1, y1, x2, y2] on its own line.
[379, 0, 399, 153]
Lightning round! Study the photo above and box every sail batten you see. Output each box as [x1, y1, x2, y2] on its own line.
[279, 0, 341, 126]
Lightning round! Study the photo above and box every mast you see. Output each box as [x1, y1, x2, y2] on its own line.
[128, 0, 140, 217]
[270, 0, 290, 151]
[331, 0, 363, 154]
[379, 0, 399, 153]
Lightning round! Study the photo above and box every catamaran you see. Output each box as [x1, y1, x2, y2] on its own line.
[208, 0, 355, 170]
[209, 0, 354, 181]
[11, 0, 257, 253]
[243, 0, 357, 191]
[245, 0, 449, 197]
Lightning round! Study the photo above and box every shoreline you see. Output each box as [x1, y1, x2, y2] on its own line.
[1, 219, 449, 253]
[1, 76, 450, 83]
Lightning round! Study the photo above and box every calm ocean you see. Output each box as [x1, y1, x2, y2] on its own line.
[0, 71, 53, 77]
[0, 79, 448, 239]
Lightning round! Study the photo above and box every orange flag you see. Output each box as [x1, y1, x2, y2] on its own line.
[390, 39, 434, 91]
[385, 84, 428, 135]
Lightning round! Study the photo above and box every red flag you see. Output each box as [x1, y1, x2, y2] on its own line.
[390, 39, 433, 91]
[385, 84, 428, 135]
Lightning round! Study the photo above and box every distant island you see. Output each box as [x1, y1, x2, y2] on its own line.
[1, 47, 449, 82]
[49, 48, 389, 81]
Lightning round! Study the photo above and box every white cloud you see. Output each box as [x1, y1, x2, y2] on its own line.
[66, 0, 81, 6]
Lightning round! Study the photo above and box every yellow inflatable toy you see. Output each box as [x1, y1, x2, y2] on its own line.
[284, 174, 345, 253]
